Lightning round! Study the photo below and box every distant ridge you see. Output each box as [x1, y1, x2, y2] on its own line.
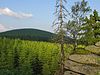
[0, 28, 54, 41]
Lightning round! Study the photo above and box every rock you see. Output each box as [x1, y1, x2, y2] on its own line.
[64, 71, 80, 75]
[64, 59, 100, 75]
[64, 42, 100, 75]
[85, 45, 100, 55]
[95, 42, 100, 47]
[68, 54, 100, 66]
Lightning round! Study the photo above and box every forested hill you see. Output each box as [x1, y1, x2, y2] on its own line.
[0, 28, 54, 41]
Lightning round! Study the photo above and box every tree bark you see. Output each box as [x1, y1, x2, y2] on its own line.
[60, 40, 65, 75]
[59, 0, 65, 75]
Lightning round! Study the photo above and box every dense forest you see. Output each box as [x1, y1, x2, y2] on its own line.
[0, 38, 73, 75]
[0, 29, 54, 42]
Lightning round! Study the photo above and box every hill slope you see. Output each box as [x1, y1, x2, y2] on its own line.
[0, 28, 54, 41]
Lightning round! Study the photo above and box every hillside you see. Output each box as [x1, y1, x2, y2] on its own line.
[0, 28, 54, 41]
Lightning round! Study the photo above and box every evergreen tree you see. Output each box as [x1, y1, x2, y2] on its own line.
[31, 56, 43, 75]
[93, 10, 100, 39]
[80, 10, 100, 45]
[65, 0, 91, 51]
[13, 47, 19, 69]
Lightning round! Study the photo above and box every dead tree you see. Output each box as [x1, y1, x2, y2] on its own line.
[53, 0, 68, 75]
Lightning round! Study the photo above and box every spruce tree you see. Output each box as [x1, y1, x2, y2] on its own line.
[65, 0, 91, 50]
[80, 10, 100, 45]
[13, 47, 19, 69]
[31, 56, 43, 75]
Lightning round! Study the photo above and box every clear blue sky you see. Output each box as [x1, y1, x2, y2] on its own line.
[0, 0, 100, 32]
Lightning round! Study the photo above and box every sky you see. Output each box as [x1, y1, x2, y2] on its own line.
[0, 0, 100, 32]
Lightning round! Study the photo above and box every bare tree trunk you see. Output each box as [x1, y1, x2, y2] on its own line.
[54, 0, 67, 74]
[60, 41, 65, 75]
[59, 0, 65, 75]
[73, 35, 77, 52]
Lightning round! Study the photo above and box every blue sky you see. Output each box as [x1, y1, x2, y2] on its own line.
[0, 0, 100, 32]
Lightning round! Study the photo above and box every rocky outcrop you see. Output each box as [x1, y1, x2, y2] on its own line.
[68, 54, 100, 66]
[85, 45, 100, 55]
[64, 55, 100, 75]
[64, 42, 100, 75]
[95, 42, 100, 47]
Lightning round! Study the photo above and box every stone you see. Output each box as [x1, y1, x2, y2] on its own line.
[85, 45, 100, 55]
[64, 59, 100, 75]
[68, 54, 100, 66]
[64, 42, 100, 75]
[64, 71, 80, 75]
[95, 42, 100, 47]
